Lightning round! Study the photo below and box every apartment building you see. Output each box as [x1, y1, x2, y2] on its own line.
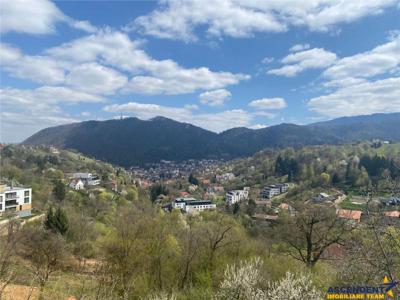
[260, 183, 289, 199]
[226, 187, 250, 205]
[0, 184, 32, 217]
[172, 197, 216, 213]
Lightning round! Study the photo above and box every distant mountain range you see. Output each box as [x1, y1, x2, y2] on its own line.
[23, 113, 400, 167]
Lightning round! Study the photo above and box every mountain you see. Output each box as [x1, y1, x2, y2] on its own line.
[23, 113, 400, 166]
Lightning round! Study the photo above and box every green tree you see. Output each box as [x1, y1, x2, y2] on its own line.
[52, 180, 66, 202]
[188, 173, 199, 185]
[45, 207, 69, 235]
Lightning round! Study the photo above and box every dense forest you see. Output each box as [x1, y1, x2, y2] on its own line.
[23, 113, 400, 166]
[0, 143, 399, 299]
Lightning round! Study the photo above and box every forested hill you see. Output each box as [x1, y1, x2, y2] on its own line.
[23, 113, 400, 167]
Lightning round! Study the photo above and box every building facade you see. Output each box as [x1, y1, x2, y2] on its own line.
[260, 183, 289, 199]
[226, 187, 250, 205]
[172, 197, 216, 213]
[0, 185, 32, 217]
[72, 173, 100, 186]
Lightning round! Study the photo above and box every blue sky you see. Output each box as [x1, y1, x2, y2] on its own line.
[1, 0, 400, 142]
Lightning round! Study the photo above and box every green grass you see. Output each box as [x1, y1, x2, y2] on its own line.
[340, 199, 365, 210]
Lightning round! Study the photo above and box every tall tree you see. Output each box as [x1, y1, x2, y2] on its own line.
[52, 179, 66, 202]
[277, 204, 350, 268]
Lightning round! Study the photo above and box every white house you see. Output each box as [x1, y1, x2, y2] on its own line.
[0, 184, 32, 217]
[69, 179, 85, 190]
[226, 187, 250, 205]
[72, 173, 100, 186]
[172, 198, 216, 213]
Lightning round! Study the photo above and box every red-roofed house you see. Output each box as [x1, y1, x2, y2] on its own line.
[337, 209, 362, 223]
[384, 211, 400, 218]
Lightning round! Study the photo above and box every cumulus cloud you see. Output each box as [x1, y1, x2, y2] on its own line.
[199, 89, 232, 106]
[268, 48, 337, 77]
[1, 87, 103, 110]
[0, 43, 66, 84]
[249, 98, 287, 110]
[308, 77, 400, 117]
[130, 0, 399, 41]
[104, 101, 254, 132]
[0, 0, 96, 35]
[1, 31, 248, 96]
[323, 33, 400, 81]
[45, 30, 250, 95]
[65, 63, 128, 95]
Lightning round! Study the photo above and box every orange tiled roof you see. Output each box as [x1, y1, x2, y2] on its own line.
[337, 209, 362, 221]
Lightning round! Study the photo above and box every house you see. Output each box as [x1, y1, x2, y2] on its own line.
[69, 179, 84, 190]
[172, 198, 216, 213]
[0, 184, 32, 217]
[225, 187, 249, 205]
[337, 209, 362, 223]
[313, 192, 333, 202]
[384, 211, 400, 218]
[72, 173, 100, 186]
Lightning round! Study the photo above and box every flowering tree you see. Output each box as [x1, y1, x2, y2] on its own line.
[266, 272, 322, 300]
[215, 257, 267, 300]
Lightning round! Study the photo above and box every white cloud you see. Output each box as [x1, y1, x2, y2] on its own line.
[308, 77, 400, 117]
[1, 87, 103, 112]
[289, 43, 310, 52]
[0, 111, 79, 143]
[0, 43, 66, 84]
[249, 97, 287, 110]
[104, 101, 254, 132]
[65, 63, 128, 95]
[131, 0, 285, 42]
[323, 34, 400, 81]
[1, 31, 248, 96]
[130, 0, 399, 41]
[249, 124, 267, 129]
[199, 89, 232, 106]
[268, 48, 337, 77]
[261, 57, 274, 64]
[0, 0, 96, 35]
[45, 30, 249, 95]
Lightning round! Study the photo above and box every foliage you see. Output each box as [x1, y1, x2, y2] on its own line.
[44, 207, 69, 235]
[52, 179, 66, 202]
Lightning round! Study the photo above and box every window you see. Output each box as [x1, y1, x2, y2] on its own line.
[24, 190, 30, 197]
[0, 196, 2, 203]
[24, 197, 30, 204]
[0, 204, 2, 210]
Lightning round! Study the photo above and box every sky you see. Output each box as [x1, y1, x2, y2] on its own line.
[1, 0, 400, 143]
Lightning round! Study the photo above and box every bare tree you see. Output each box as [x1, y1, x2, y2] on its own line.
[19, 226, 68, 299]
[0, 216, 21, 298]
[277, 204, 350, 268]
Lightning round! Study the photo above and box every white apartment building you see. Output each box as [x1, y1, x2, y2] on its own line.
[172, 198, 216, 213]
[260, 183, 289, 199]
[226, 187, 250, 205]
[0, 185, 32, 217]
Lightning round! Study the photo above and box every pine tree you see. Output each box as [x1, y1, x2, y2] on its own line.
[44, 207, 69, 235]
[52, 180, 66, 202]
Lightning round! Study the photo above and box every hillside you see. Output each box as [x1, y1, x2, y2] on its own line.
[23, 113, 400, 166]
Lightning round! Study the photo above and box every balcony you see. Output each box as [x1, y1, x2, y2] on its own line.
[5, 200, 18, 207]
